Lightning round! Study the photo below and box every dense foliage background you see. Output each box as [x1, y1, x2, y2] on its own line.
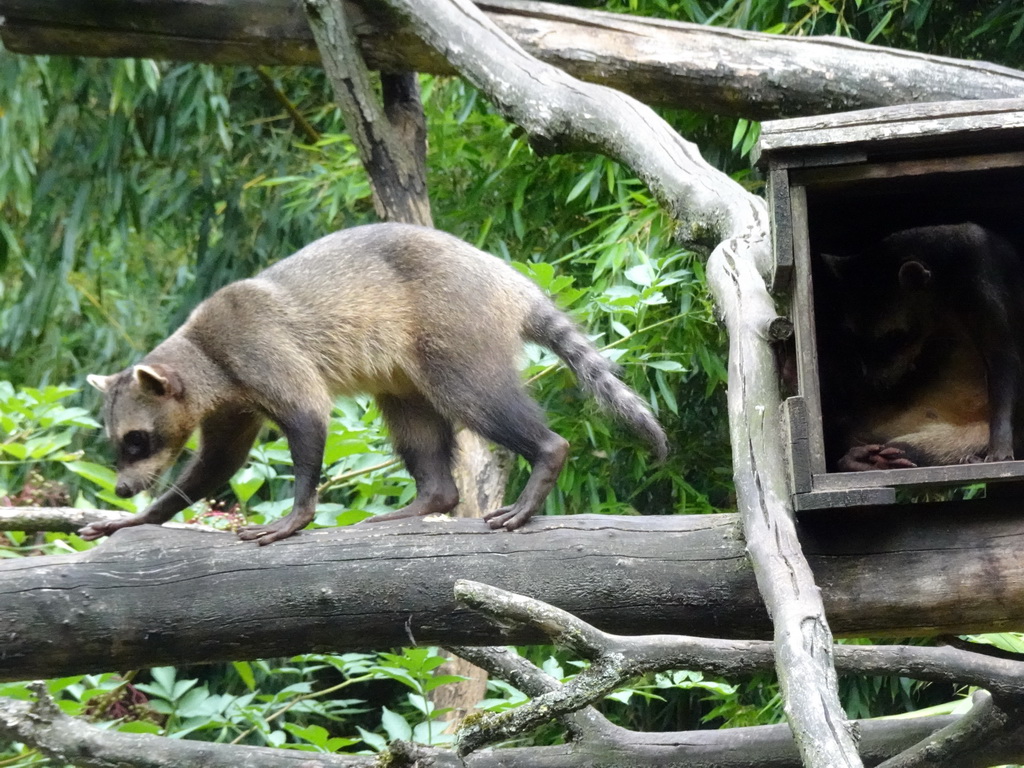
[2, 0, 1024, 763]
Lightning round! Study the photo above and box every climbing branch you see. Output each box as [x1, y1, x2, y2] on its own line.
[448, 581, 1024, 762]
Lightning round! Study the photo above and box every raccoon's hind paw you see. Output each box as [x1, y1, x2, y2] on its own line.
[837, 444, 917, 472]
[960, 453, 988, 464]
[237, 519, 305, 545]
[980, 449, 1015, 463]
[483, 504, 534, 531]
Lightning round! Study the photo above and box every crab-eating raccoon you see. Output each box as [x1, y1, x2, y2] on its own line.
[819, 222, 1024, 470]
[82, 223, 668, 544]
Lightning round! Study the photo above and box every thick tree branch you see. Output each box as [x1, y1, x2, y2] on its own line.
[0, 682, 373, 768]
[448, 581, 1024, 758]
[875, 690, 1024, 768]
[2, 0, 1024, 119]
[0, 507, 216, 534]
[4, 506, 1024, 682]
[303, 0, 431, 225]
[7, 678, 1024, 768]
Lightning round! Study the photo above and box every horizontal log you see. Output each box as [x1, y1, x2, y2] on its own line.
[1, 502, 1023, 681]
[1, 0, 1023, 119]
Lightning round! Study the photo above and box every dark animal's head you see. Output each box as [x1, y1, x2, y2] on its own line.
[820, 247, 939, 392]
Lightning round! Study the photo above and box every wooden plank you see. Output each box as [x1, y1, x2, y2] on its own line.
[764, 98, 1024, 138]
[788, 185, 828, 476]
[759, 98, 1024, 157]
[767, 167, 794, 293]
[813, 460, 1024, 491]
[793, 488, 895, 511]
[753, 146, 867, 170]
[790, 149, 1024, 186]
[782, 396, 812, 494]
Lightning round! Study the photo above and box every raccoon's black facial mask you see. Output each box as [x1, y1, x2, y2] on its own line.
[120, 430, 154, 463]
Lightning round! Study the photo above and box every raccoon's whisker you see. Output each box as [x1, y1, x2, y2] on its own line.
[165, 480, 195, 507]
[143, 473, 195, 507]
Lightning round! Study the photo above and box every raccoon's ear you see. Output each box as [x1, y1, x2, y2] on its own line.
[133, 364, 184, 399]
[898, 260, 932, 290]
[86, 374, 113, 393]
[820, 252, 856, 279]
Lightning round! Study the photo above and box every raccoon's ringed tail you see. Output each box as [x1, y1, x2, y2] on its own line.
[525, 302, 668, 459]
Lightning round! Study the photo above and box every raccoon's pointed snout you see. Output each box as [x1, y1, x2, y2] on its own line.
[115, 481, 137, 498]
[115, 473, 153, 498]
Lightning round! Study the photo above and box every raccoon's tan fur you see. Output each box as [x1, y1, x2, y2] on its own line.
[83, 223, 667, 544]
[835, 319, 991, 470]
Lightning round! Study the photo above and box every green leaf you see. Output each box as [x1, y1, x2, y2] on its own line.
[624, 263, 654, 287]
[230, 465, 266, 504]
[566, 169, 596, 203]
[731, 118, 749, 151]
[232, 661, 256, 691]
[356, 726, 387, 752]
[380, 706, 412, 741]
[65, 460, 118, 492]
[0, 442, 27, 459]
[647, 360, 685, 372]
[117, 720, 162, 734]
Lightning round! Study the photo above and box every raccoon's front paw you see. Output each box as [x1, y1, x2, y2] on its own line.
[837, 444, 917, 472]
[77, 519, 133, 541]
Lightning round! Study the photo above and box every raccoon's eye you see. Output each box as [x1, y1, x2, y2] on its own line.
[122, 430, 151, 461]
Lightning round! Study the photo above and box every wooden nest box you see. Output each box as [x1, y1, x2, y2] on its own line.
[756, 99, 1024, 511]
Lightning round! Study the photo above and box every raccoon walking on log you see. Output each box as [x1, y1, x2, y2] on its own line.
[81, 223, 668, 544]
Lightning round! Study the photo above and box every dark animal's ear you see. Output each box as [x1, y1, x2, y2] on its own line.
[133, 364, 184, 399]
[898, 260, 932, 290]
[86, 374, 113, 393]
[820, 252, 856, 279]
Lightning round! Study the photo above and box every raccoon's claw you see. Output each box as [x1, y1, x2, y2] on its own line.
[483, 504, 534, 531]
[983, 450, 1015, 463]
[77, 518, 137, 541]
[837, 444, 917, 472]
[237, 522, 303, 545]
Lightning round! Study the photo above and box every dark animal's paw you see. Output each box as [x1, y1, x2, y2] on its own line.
[960, 453, 987, 464]
[837, 444, 917, 472]
[983, 451, 1015, 463]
